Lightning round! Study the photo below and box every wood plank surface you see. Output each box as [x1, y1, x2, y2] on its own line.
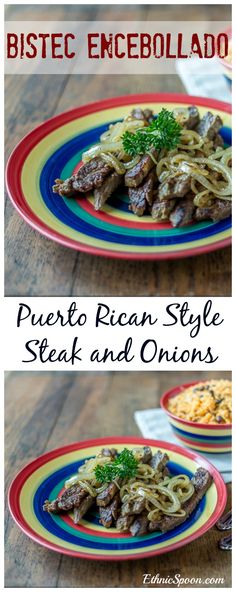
[5, 371, 231, 588]
[4, 4, 232, 296]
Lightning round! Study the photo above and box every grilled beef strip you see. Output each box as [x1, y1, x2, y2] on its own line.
[53, 157, 112, 196]
[116, 514, 135, 532]
[158, 173, 191, 201]
[96, 479, 122, 507]
[101, 448, 118, 458]
[138, 446, 153, 464]
[121, 497, 146, 517]
[213, 134, 224, 149]
[149, 451, 169, 471]
[195, 198, 231, 222]
[125, 149, 158, 188]
[192, 467, 213, 490]
[99, 493, 120, 528]
[184, 106, 200, 130]
[196, 112, 223, 140]
[170, 194, 195, 227]
[128, 189, 145, 216]
[149, 467, 213, 533]
[131, 108, 154, 125]
[43, 485, 87, 513]
[43, 499, 60, 513]
[94, 171, 122, 210]
[151, 197, 176, 221]
[163, 466, 171, 478]
[174, 106, 200, 130]
[73, 495, 94, 524]
[53, 177, 76, 198]
[130, 512, 149, 537]
[128, 169, 157, 216]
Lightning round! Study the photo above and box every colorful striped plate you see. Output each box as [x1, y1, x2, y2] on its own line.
[6, 94, 231, 260]
[8, 437, 226, 560]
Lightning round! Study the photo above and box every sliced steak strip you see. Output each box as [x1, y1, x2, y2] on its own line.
[149, 467, 213, 533]
[128, 169, 156, 216]
[131, 108, 154, 125]
[151, 197, 176, 221]
[73, 495, 94, 524]
[196, 112, 223, 140]
[185, 106, 200, 130]
[52, 177, 76, 198]
[130, 512, 149, 537]
[195, 199, 231, 222]
[116, 514, 134, 532]
[76, 158, 109, 179]
[128, 188, 146, 216]
[43, 485, 87, 513]
[99, 507, 113, 528]
[158, 174, 191, 201]
[174, 106, 200, 130]
[93, 171, 122, 210]
[213, 134, 224, 149]
[192, 467, 213, 491]
[170, 194, 195, 227]
[43, 499, 60, 513]
[162, 466, 171, 478]
[121, 497, 146, 517]
[96, 479, 121, 507]
[53, 157, 111, 196]
[125, 149, 158, 188]
[57, 487, 87, 512]
[70, 159, 112, 193]
[101, 448, 118, 458]
[136, 446, 153, 464]
[99, 493, 120, 528]
[150, 451, 169, 471]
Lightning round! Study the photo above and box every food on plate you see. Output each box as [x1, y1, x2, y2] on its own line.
[53, 105, 232, 227]
[43, 446, 213, 535]
[167, 379, 232, 424]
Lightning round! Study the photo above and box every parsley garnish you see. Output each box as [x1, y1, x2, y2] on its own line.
[122, 108, 182, 157]
[94, 448, 138, 483]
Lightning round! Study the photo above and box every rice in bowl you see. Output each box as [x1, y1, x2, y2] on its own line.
[167, 380, 231, 425]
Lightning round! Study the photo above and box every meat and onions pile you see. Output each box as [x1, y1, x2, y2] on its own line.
[53, 105, 232, 227]
[43, 447, 213, 535]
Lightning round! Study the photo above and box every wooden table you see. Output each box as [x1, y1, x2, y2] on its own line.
[5, 4, 231, 296]
[5, 371, 231, 588]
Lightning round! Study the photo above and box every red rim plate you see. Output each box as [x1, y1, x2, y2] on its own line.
[6, 93, 232, 260]
[8, 436, 227, 560]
